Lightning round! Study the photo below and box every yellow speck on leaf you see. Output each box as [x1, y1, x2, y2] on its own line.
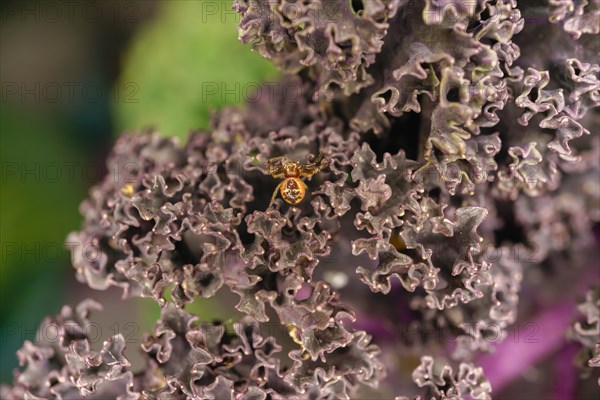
[121, 183, 135, 197]
[287, 324, 304, 347]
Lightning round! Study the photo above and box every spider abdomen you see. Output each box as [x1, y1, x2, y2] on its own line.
[266, 153, 326, 208]
[280, 177, 304, 204]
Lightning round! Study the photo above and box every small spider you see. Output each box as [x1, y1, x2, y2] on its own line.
[266, 153, 328, 207]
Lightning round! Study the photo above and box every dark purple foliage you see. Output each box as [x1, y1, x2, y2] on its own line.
[3, 1, 599, 399]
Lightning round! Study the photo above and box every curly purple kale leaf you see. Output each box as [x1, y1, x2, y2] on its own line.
[3, 0, 599, 399]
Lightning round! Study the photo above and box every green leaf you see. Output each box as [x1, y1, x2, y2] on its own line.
[0, 107, 85, 307]
[114, 0, 280, 140]
[0, 106, 84, 383]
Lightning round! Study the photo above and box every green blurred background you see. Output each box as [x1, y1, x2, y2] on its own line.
[0, 0, 279, 383]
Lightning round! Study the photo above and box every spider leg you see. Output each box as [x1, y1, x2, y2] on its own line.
[267, 156, 287, 169]
[300, 152, 328, 179]
[268, 155, 287, 164]
[311, 152, 324, 165]
[268, 170, 286, 179]
[301, 165, 322, 180]
[267, 156, 287, 178]
[267, 163, 285, 178]
[300, 168, 314, 180]
[268, 182, 283, 209]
